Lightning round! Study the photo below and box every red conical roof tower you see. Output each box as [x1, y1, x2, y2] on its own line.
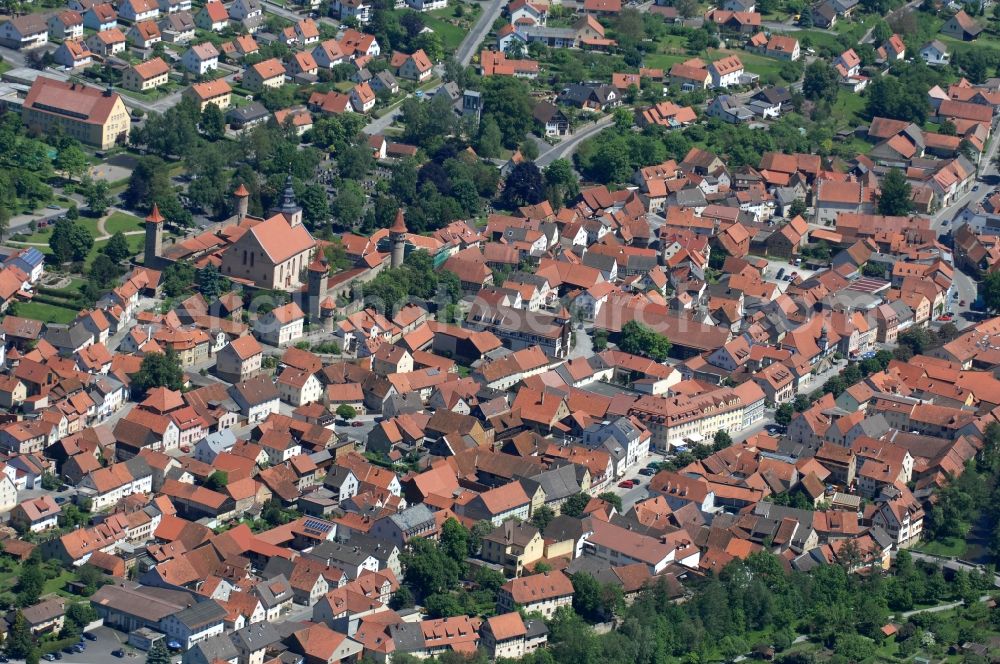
[233, 183, 250, 197]
[145, 204, 164, 224]
[389, 209, 407, 234]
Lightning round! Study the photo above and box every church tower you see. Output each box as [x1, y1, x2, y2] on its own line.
[271, 174, 303, 227]
[144, 204, 164, 268]
[390, 209, 407, 269]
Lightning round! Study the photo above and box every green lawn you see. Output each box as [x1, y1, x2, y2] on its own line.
[103, 211, 144, 235]
[737, 52, 789, 79]
[644, 49, 790, 81]
[86, 233, 144, 270]
[832, 88, 868, 128]
[15, 301, 79, 325]
[939, 31, 1000, 60]
[16, 217, 100, 245]
[421, 14, 466, 51]
[643, 53, 689, 70]
[43, 570, 76, 596]
[653, 33, 687, 53]
[795, 29, 849, 52]
[913, 537, 968, 558]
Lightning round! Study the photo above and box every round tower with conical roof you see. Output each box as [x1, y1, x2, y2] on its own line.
[144, 203, 164, 267]
[233, 183, 250, 222]
[390, 209, 407, 269]
[307, 253, 329, 320]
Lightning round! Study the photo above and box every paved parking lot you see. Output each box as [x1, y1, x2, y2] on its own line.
[761, 259, 816, 290]
[7, 627, 180, 664]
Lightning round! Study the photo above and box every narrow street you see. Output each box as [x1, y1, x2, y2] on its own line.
[536, 115, 615, 167]
[455, 0, 505, 67]
[363, 0, 503, 136]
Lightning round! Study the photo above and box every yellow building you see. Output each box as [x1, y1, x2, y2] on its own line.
[22, 77, 130, 150]
[244, 57, 286, 91]
[184, 78, 232, 111]
[481, 521, 544, 577]
[122, 57, 170, 92]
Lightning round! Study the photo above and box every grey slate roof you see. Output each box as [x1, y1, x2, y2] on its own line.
[190, 634, 239, 662]
[388, 503, 434, 531]
[231, 621, 282, 651]
[173, 599, 227, 630]
[527, 464, 582, 503]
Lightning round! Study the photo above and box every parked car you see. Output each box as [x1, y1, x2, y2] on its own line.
[639, 468, 656, 476]
[82, 633, 98, 642]
[112, 650, 125, 658]
[180, 445, 191, 453]
[617, 480, 634, 488]
[776, 267, 785, 280]
[351, 421, 363, 427]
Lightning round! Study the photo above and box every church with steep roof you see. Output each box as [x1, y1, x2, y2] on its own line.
[144, 176, 318, 293]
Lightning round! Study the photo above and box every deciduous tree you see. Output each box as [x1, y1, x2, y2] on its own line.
[876, 168, 913, 216]
[103, 231, 132, 264]
[501, 162, 546, 208]
[619, 320, 671, 362]
[132, 350, 185, 393]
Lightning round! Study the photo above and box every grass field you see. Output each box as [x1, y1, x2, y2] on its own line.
[642, 53, 688, 70]
[913, 536, 968, 558]
[15, 301, 78, 325]
[794, 29, 847, 52]
[87, 234, 144, 270]
[832, 88, 868, 127]
[103, 211, 144, 235]
[421, 2, 481, 51]
[421, 14, 467, 51]
[16, 217, 100, 245]
[644, 48, 792, 82]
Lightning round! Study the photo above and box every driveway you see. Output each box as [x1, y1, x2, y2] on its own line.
[569, 324, 593, 359]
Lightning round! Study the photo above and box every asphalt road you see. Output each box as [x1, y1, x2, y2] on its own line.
[536, 115, 615, 167]
[455, 0, 506, 67]
[363, 0, 503, 136]
[928, 115, 1000, 324]
[261, 0, 339, 28]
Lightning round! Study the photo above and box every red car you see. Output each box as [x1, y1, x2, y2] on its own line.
[618, 480, 634, 489]
[351, 421, 364, 427]
[180, 445, 191, 453]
